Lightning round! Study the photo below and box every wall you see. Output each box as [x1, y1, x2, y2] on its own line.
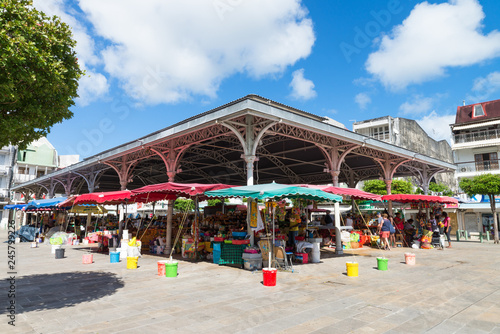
[398, 118, 456, 190]
[399, 119, 453, 163]
[17, 138, 57, 168]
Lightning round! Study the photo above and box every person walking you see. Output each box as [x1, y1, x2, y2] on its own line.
[378, 213, 392, 250]
[389, 215, 396, 248]
[442, 212, 452, 248]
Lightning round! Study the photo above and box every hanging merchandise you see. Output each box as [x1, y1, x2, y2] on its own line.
[249, 201, 265, 232]
[276, 200, 286, 221]
[250, 201, 258, 229]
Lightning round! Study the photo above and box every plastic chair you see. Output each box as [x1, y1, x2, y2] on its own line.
[273, 245, 294, 272]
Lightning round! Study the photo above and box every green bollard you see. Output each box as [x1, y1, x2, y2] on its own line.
[465, 230, 469, 240]
[486, 231, 491, 241]
[480, 232, 484, 243]
[456, 230, 461, 242]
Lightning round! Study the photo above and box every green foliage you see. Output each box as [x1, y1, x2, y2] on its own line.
[0, 0, 84, 148]
[174, 198, 195, 212]
[206, 199, 222, 206]
[363, 179, 413, 195]
[391, 179, 413, 194]
[415, 182, 454, 196]
[362, 180, 387, 195]
[459, 174, 500, 199]
[460, 173, 500, 243]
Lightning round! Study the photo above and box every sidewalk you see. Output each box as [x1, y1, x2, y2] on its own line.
[1, 229, 499, 333]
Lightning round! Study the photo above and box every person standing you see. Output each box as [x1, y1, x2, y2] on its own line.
[442, 212, 452, 248]
[345, 214, 354, 228]
[378, 213, 392, 250]
[394, 212, 404, 231]
[289, 218, 299, 247]
[324, 210, 333, 225]
[389, 215, 396, 247]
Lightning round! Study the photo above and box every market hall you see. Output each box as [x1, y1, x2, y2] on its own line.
[11, 95, 456, 259]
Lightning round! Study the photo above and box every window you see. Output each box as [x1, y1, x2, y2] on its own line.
[475, 152, 498, 171]
[473, 104, 485, 117]
[371, 126, 389, 141]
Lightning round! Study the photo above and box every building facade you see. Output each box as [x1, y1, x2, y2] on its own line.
[0, 145, 17, 220]
[1, 138, 79, 229]
[353, 116, 455, 191]
[451, 98, 500, 235]
[12, 137, 59, 200]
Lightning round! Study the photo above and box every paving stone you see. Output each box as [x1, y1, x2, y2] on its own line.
[2, 229, 500, 333]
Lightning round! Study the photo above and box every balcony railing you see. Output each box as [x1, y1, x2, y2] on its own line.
[456, 159, 500, 174]
[13, 174, 37, 183]
[454, 129, 500, 144]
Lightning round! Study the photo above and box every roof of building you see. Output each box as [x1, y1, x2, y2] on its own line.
[454, 98, 500, 125]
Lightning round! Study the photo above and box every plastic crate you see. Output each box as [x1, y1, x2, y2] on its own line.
[218, 243, 246, 266]
[232, 239, 250, 245]
[231, 232, 247, 239]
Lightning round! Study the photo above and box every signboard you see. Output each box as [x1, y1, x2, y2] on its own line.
[473, 194, 500, 203]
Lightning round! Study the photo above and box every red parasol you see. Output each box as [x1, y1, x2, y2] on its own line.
[73, 190, 134, 205]
[57, 195, 78, 208]
[130, 182, 235, 202]
[381, 194, 458, 204]
[293, 184, 382, 201]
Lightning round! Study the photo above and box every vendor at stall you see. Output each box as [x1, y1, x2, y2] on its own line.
[394, 212, 404, 231]
[288, 217, 299, 247]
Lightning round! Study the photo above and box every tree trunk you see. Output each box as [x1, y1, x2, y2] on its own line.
[489, 195, 499, 244]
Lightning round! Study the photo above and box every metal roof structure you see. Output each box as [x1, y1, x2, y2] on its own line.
[12, 95, 456, 198]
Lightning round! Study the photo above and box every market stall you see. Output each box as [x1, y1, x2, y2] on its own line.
[205, 182, 343, 271]
[130, 182, 235, 259]
[381, 194, 459, 249]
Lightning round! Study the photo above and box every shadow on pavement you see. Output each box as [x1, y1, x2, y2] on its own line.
[0, 271, 124, 314]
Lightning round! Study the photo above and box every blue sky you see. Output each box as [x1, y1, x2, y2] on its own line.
[33, 0, 500, 159]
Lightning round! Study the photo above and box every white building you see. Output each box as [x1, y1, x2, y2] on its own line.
[353, 116, 455, 191]
[1, 138, 79, 229]
[451, 98, 500, 235]
[0, 145, 17, 218]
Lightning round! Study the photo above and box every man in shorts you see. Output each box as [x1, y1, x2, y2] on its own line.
[378, 213, 392, 250]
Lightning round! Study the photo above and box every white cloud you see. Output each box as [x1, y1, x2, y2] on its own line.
[366, 0, 500, 90]
[76, 67, 110, 107]
[289, 69, 316, 100]
[416, 111, 455, 143]
[355, 93, 371, 110]
[78, 0, 315, 104]
[468, 71, 500, 102]
[399, 95, 434, 115]
[33, 0, 109, 105]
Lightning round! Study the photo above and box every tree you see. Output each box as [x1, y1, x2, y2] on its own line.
[459, 174, 500, 244]
[415, 182, 454, 196]
[174, 198, 195, 212]
[0, 0, 83, 148]
[363, 179, 413, 195]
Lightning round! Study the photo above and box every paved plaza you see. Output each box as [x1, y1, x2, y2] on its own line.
[1, 230, 500, 334]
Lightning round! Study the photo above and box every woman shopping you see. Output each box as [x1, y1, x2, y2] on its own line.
[442, 212, 452, 248]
